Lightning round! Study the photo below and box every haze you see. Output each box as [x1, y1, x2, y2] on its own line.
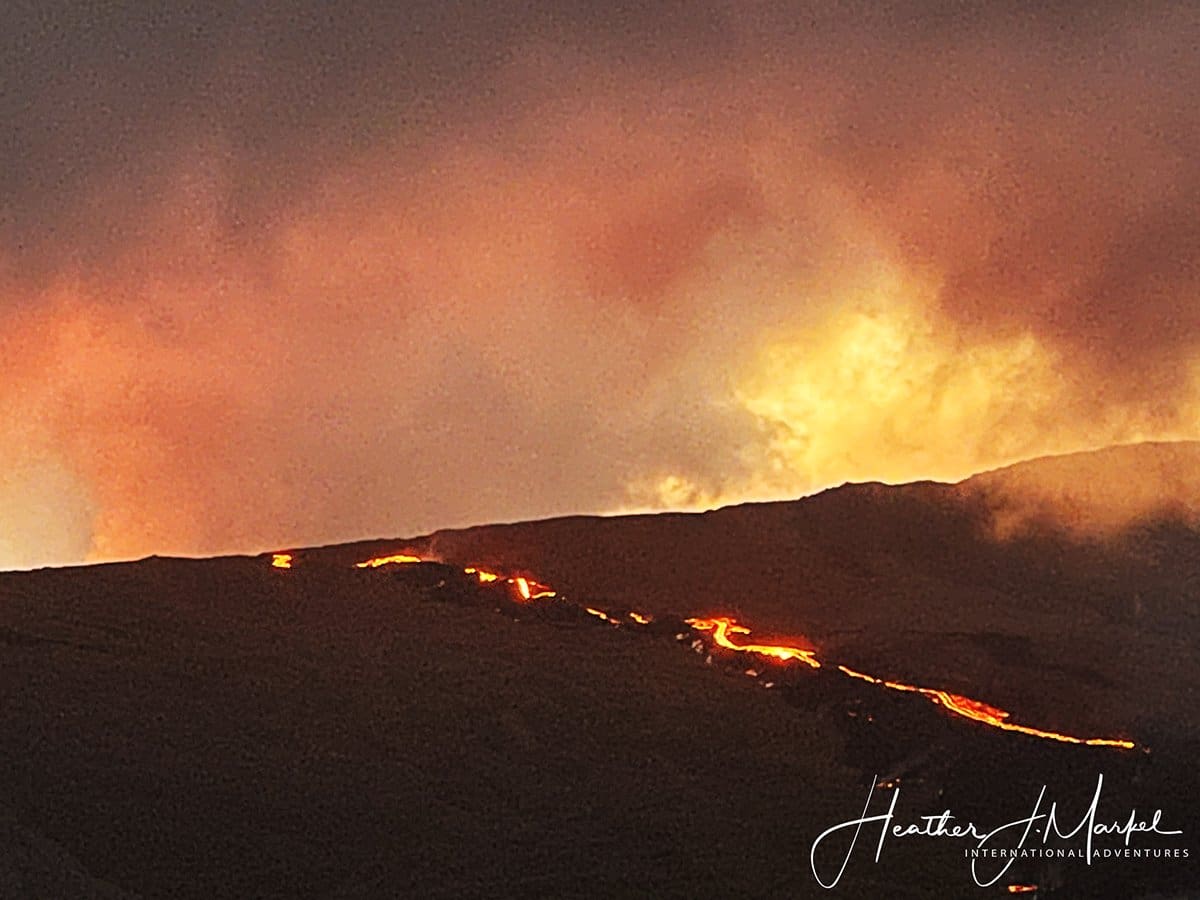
[2, 2, 1197, 568]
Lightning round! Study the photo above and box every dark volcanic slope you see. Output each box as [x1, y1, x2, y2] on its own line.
[309, 442, 1200, 741]
[1, 557, 896, 899]
[2, 443, 1199, 898]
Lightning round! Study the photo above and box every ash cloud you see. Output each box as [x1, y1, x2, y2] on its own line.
[1, 2, 1198, 565]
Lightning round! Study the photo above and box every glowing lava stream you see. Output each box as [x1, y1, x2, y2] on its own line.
[686, 617, 820, 668]
[834, 665, 1132, 748]
[288, 551, 1134, 750]
[355, 554, 423, 568]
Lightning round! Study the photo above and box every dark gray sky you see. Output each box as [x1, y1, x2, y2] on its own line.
[1, 1, 1198, 567]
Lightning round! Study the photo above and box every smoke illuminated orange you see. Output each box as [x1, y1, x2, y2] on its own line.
[283, 551, 1134, 750]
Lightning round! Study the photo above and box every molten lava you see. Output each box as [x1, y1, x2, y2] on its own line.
[585, 607, 620, 625]
[355, 553, 423, 568]
[523, 579, 557, 599]
[836, 664, 1133, 749]
[272, 549, 1135, 751]
[464, 567, 500, 583]
[686, 617, 820, 669]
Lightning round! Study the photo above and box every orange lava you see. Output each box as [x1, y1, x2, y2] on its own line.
[1007, 886, 1038, 895]
[355, 553, 423, 568]
[464, 567, 501, 583]
[279, 550, 1135, 750]
[686, 617, 821, 669]
[522, 579, 557, 599]
[837, 664, 1133, 749]
[499, 573, 556, 599]
[585, 607, 620, 625]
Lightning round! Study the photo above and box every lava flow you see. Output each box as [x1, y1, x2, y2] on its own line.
[355, 554, 423, 568]
[464, 567, 500, 583]
[287, 550, 1134, 750]
[686, 617, 820, 668]
[835, 664, 1132, 748]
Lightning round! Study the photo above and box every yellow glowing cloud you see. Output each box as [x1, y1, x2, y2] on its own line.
[632, 265, 1200, 514]
[737, 300, 1058, 492]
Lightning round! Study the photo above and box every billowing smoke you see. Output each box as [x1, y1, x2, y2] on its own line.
[962, 441, 1200, 540]
[2, 2, 1198, 566]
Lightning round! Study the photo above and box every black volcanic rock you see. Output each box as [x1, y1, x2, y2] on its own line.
[2, 443, 1198, 897]
[325, 442, 1200, 740]
[0, 559, 877, 899]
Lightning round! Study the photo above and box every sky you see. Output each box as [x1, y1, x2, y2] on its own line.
[1, 1, 1198, 568]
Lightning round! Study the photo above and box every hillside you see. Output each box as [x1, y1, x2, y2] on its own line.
[1, 442, 1197, 897]
[310, 442, 1200, 741]
[0, 557, 917, 898]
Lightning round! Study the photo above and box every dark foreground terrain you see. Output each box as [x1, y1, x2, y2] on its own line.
[0, 558, 872, 898]
[1, 443, 1198, 898]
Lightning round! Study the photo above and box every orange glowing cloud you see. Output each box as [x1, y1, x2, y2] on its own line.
[1, 5, 1198, 566]
[631, 280, 1200, 521]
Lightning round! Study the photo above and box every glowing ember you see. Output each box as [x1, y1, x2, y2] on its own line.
[686, 617, 821, 669]
[277, 552, 1135, 750]
[355, 554, 423, 568]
